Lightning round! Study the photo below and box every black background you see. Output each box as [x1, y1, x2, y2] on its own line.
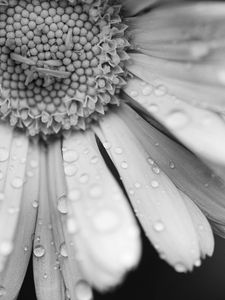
[18, 234, 225, 300]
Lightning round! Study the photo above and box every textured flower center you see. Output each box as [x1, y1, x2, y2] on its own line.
[0, 0, 128, 136]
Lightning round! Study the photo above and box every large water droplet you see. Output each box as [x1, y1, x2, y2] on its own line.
[76, 280, 93, 300]
[92, 209, 120, 232]
[33, 245, 45, 258]
[11, 177, 23, 188]
[63, 149, 79, 163]
[57, 197, 68, 214]
[60, 242, 68, 257]
[166, 110, 189, 129]
[153, 221, 165, 232]
[0, 148, 9, 162]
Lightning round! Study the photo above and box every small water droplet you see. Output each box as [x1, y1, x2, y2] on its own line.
[152, 164, 160, 174]
[153, 221, 165, 232]
[33, 245, 45, 258]
[92, 209, 120, 232]
[129, 189, 135, 195]
[148, 104, 159, 113]
[27, 171, 34, 177]
[32, 200, 39, 208]
[64, 164, 77, 176]
[147, 157, 154, 165]
[0, 193, 4, 201]
[43, 273, 48, 279]
[89, 184, 103, 198]
[0, 241, 13, 255]
[30, 160, 38, 168]
[142, 85, 153, 96]
[121, 161, 128, 169]
[0, 148, 9, 162]
[20, 157, 26, 164]
[129, 90, 138, 97]
[134, 182, 141, 189]
[90, 155, 98, 164]
[166, 110, 189, 129]
[103, 141, 111, 149]
[63, 149, 79, 163]
[194, 259, 201, 267]
[0, 286, 6, 297]
[60, 242, 68, 257]
[151, 180, 159, 188]
[79, 173, 89, 183]
[175, 263, 187, 273]
[154, 84, 167, 97]
[76, 280, 93, 300]
[67, 218, 78, 234]
[11, 177, 23, 188]
[57, 197, 68, 214]
[68, 189, 81, 201]
[115, 147, 123, 154]
[24, 246, 29, 252]
[169, 161, 175, 169]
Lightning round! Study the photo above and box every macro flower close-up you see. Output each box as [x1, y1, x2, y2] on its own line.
[0, 0, 225, 299]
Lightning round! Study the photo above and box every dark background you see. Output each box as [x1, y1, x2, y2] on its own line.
[18, 233, 225, 300]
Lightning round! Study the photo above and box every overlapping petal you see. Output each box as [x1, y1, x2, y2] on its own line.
[62, 131, 141, 290]
[123, 76, 225, 164]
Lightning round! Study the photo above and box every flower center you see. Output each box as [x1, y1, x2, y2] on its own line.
[0, 0, 128, 136]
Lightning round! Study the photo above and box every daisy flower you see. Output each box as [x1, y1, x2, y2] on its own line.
[0, 0, 224, 299]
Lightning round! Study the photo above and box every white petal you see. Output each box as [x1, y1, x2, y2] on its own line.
[95, 111, 201, 272]
[33, 145, 65, 300]
[123, 76, 225, 164]
[63, 130, 141, 290]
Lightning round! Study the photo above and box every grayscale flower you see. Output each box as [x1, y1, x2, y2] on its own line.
[0, 0, 224, 299]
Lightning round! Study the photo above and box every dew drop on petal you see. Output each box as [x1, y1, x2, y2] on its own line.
[0, 148, 9, 162]
[33, 245, 45, 258]
[166, 111, 190, 129]
[64, 164, 77, 176]
[24, 246, 29, 252]
[153, 221, 165, 232]
[169, 161, 175, 169]
[194, 259, 201, 267]
[0, 286, 6, 297]
[148, 104, 159, 113]
[79, 173, 89, 183]
[175, 263, 187, 273]
[152, 164, 160, 174]
[154, 85, 167, 97]
[30, 160, 38, 168]
[57, 197, 68, 214]
[76, 280, 93, 300]
[115, 147, 123, 154]
[60, 242, 68, 258]
[63, 150, 79, 163]
[142, 85, 153, 96]
[121, 161, 128, 169]
[0, 241, 13, 255]
[67, 218, 78, 234]
[43, 273, 48, 279]
[92, 209, 120, 232]
[90, 155, 98, 164]
[0, 193, 4, 201]
[11, 177, 23, 188]
[151, 180, 159, 188]
[32, 200, 39, 208]
[103, 141, 111, 149]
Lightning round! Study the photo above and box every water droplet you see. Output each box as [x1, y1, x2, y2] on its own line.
[129, 90, 138, 97]
[92, 209, 120, 232]
[103, 141, 111, 149]
[27, 171, 34, 177]
[60, 242, 68, 257]
[68, 189, 81, 201]
[129, 189, 135, 195]
[32, 200, 39, 208]
[57, 197, 68, 214]
[89, 185, 103, 198]
[152, 164, 160, 174]
[20, 157, 26, 164]
[30, 160, 38, 168]
[154, 85, 167, 97]
[63, 149, 79, 163]
[166, 110, 189, 129]
[0, 241, 13, 255]
[33, 245, 45, 258]
[134, 182, 141, 189]
[194, 259, 201, 267]
[148, 104, 159, 113]
[76, 280, 93, 300]
[151, 180, 159, 188]
[115, 147, 123, 154]
[0, 193, 4, 201]
[175, 263, 187, 273]
[169, 161, 175, 169]
[0, 286, 6, 297]
[67, 218, 78, 234]
[153, 221, 165, 232]
[0, 148, 9, 162]
[79, 173, 89, 183]
[121, 161, 128, 169]
[8, 207, 19, 214]
[64, 164, 77, 176]
[147, 157, 154, 165]
[11, 177, 23, 188]
[43, 273, 48, 279]
[142, 85, 153, 96]
[24, 246, 29, 252]
[90, 155, 98, 164]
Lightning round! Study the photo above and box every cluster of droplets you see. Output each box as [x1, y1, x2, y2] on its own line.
[0, 0, 129, 136]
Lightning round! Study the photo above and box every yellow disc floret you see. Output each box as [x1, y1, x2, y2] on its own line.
[0, 0, 129, 136]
